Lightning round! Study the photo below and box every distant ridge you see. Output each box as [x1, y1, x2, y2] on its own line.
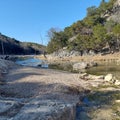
[0, 33, 46, 55]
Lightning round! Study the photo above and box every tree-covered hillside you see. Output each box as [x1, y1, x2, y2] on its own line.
[0, 33, 46, 55]
[47, 0, 120, 54]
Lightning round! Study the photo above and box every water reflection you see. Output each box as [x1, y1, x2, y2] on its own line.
[86, 63, 120, 79]
[15, 58, 48, 68]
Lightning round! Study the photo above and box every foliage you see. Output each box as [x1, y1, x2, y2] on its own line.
[47, 0, 119, 53]
[87, 6, 97, 17]
[113, 24, 120, 37]
[47, 27, 61, 39]
[47, 31, 68, 53]
[69, 34, 93, 51]
[98, 0, 108, 13]
[93, 24, 106, 42]
[0, 33, 45, 55]
[105, 20, 116, 33]
[106, 0, 116, 10]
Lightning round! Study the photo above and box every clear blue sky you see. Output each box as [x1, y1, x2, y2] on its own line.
[0, 0, 108, 45]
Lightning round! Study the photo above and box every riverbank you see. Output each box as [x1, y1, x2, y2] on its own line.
[36, 52, 120, 64]
[35, 53, 120, 119]
[0, 58, 120, 119]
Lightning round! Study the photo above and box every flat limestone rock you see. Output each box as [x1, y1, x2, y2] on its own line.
[12, 99, 75, 120]
[0, 98, 75, 120]
[0, 100, 15, 113]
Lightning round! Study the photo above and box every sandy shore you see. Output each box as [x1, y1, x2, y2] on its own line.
[0, 65, 82, 100]
[0, 62, 106, 102]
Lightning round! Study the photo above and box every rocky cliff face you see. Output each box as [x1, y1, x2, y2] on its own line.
[114, 0, 120, 6]
[0, 33, 46, 55]
[103, 0, 120, 23]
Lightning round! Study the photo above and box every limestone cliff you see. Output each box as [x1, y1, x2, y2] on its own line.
[103, 0, 120, 23]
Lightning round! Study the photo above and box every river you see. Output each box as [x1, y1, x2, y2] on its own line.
[15, 57, 120, 79]
[86, 63, 120, 79]
[15, 58, 48, 68]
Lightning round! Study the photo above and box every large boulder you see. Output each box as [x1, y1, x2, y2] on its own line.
[73, 61, 97, 72]
[73, 62, 88, 71]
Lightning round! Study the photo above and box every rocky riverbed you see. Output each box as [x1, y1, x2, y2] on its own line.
[0, 58, 120, 120]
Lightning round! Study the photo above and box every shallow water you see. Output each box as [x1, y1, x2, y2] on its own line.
[48, 62, 120, 79]
[15, 58, 48, 68]
[16, 58, 120, 79]
[86, 63, 120, 79]
[76, 97, 91, 120]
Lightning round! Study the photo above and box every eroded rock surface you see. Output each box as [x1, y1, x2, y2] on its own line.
[0, 98, 75, 120]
